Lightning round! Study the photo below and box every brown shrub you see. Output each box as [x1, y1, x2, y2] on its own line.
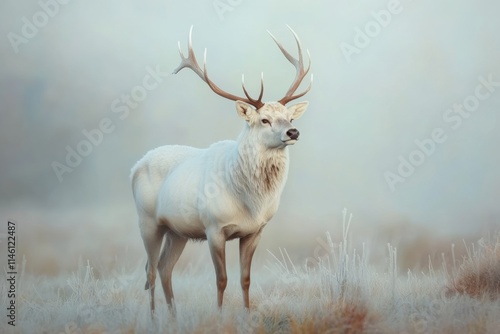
[337, 301, 369, 334]
[447, 238, 500, 299]
[286, 300, 369, 334]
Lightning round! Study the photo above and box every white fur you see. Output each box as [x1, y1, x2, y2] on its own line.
[131, 101, 308, 311]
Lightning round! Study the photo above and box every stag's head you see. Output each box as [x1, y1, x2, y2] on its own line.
[235, 101, 308, 148]
[173, 26, 312, 149]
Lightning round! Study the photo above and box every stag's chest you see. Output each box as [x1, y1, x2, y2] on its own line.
[221, 199, 279, 240]
[209, 174, 282, 237]
[208, 146, 289, 237]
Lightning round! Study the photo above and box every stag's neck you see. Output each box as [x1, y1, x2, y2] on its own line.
[229, 126, 290, 206]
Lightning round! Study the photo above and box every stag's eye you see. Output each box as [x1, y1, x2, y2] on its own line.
[261, 119, 271, 125]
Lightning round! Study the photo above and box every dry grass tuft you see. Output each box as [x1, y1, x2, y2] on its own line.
[336, 301, 369, 334]
[282, 300, 370, 334]
[447, 236, 500, 299]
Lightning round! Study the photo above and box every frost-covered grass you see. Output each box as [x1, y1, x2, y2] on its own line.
[2, 211, 500, 333]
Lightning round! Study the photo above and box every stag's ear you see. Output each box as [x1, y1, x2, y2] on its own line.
[288, 101, 308, 121]
[236, 101, 258, 121]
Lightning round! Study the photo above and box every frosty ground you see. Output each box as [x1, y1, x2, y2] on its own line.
[1, 210, 499, 333]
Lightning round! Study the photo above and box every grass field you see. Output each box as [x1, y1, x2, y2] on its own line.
[1, 209, 499, 333]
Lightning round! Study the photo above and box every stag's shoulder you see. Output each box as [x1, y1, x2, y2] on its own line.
[206, 140, 237, 152]
[130, 145, 201, 179]
[197, 140, 237, 163]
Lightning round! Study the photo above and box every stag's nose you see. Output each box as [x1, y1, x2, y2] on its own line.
[286, 128, 300, 140]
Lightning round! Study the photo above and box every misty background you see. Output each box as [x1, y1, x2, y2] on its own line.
[1, 0, 499, 274]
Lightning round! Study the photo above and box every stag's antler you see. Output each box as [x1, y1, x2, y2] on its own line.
[173, 26, 265, 110]
[268, 25, 313, 106]
[173, 26, 312, 108]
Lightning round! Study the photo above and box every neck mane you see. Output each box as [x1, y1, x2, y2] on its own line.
[228, 126, 290, 210]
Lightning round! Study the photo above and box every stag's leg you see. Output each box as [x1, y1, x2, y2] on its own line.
[158, 232, 188, 309]
[239, 231, 262, 309]
[208, 233, 227, 308]
[140, 220, 165, 317]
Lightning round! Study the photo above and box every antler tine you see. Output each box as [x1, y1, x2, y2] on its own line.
[173, 26, 265, 110]
[173, 26, 204, 80]
[203, 50, 265, 109]
[285, 25, 312, 95]
[269, 26, 312, 105]
[203, 50, 242, 101]
[241, 74, 251, 101]
[241, 73, 264, 106]
[258, 72, 264, 102]
[282, 73, 313, 103]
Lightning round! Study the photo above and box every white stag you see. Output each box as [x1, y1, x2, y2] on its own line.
[131, 26, 312, 314]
